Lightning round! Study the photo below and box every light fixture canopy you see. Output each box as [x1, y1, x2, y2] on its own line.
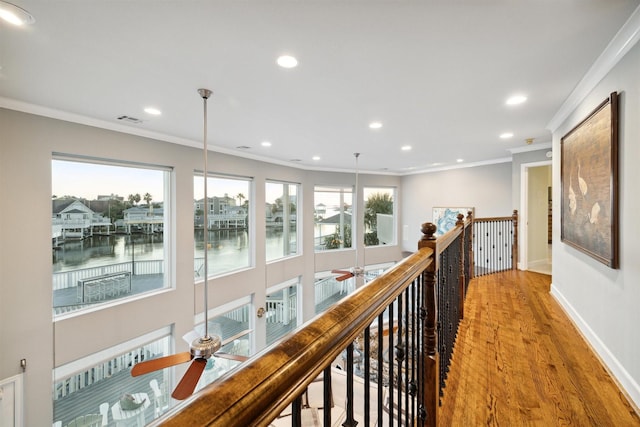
[0, 1, 35, 26]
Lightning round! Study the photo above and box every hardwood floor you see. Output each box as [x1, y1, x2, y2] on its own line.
[439, 270, 640, 426]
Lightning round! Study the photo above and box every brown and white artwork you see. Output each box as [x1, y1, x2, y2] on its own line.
[561, 92, 618, 268]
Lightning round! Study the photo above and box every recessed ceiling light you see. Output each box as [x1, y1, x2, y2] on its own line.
[144, 107, 162, 116]
[430, 162, 442, 167]
[369, 122, 383, 129]
[312, 156, 320, 161]
[500, 132, 514, 139]
[0, 1, 35, 26]
[456, 159, 464, 163]
[506, 95, 527, 105]
[261, 141, 272, 147]
[277, 55, 298, 68]
[401, 145, 412, 151]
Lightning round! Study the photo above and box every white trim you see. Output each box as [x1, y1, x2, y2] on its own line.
[403, 156, 512, 176]
[547, 6, 640, 132]
[508, 142, 552, 154]
[0, 373, 23, 427]
[550, 284, 640, 410]
[520, 160, 552, 271]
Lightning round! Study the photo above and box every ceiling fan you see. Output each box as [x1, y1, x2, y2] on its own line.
[331, 152, 366, 283]
[130, 89, 249, 400]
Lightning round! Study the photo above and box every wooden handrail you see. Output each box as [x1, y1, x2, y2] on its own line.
[151, 247, 435, 427]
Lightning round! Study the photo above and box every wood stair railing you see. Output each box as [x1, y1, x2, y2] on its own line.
[148, 217, 473, 427]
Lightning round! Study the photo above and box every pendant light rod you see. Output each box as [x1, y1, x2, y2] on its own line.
[199, 88, 213, 339]
[354, 153, 360, 271]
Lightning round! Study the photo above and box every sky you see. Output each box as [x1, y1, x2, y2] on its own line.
[52, 159, 393, 206]
[52, 160, 166, 202]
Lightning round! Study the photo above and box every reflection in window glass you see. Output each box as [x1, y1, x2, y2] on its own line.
[363, 187, 395, 246]
[314, 263, 395, 314]
[266, 181, 299, 261]
[266, 280, 299, 346]
[53, 335, 172, 426]
[193, 304, 252, 392]
[314, 272, 346, 314]
[194, 174, 251, 278]
[314, 185, 353, 251]
[52, 158, 169, 317]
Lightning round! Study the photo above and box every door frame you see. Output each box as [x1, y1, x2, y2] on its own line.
[520, 160, 552, 271]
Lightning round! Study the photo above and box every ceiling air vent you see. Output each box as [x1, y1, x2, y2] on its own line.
[116, 115, 143, 124]
[236, 145, 251, 150]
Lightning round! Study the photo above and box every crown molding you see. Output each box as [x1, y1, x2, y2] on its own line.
[507, 141, 552, 154]
[547, 6, 640, 132]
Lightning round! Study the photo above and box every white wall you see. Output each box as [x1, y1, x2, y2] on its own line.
[0, 108, 402, 426]
[551, 41, 640, 408]
[400, 162, 513, 253]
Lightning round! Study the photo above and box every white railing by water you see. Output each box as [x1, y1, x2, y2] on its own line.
[53, 260, 164, 290]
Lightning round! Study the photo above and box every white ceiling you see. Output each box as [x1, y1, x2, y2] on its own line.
[1, 1, 639, 174]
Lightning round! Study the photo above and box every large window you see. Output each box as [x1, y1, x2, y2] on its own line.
[53, 330, 172, 426]
[266, 181, 299, 261]
[194, 174, 251, 278]
[363, 187, 395, 246]
[52, 158, 170, 317]
[314, 185, 353, 251]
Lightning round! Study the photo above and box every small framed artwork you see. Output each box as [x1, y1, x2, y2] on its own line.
[432, 207, 474, 236]
[561, 92, 619, 268]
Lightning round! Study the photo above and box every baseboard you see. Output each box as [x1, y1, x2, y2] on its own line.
[528, 258, 547, 268]
[550, 283, 640, 414]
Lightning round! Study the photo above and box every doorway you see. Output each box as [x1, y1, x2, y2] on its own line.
[520, 161, 552, 275]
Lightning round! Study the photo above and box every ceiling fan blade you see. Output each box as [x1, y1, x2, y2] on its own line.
[214, 352, 249, 362]
[335, 272, 354, 282]
[131, 352, 192, 377]
[220, 328, 252, 347]
[172, 358, 207, 400]
[331, 269, 350, 275]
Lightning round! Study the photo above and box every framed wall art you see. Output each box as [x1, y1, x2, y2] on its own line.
[561, 91, 619, 268]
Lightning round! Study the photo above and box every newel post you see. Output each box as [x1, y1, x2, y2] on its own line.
[418, 222, 438, 427]
[467, 210, 474, 280]
[512, 209, 519, 270]
[456, 214, 466, 320]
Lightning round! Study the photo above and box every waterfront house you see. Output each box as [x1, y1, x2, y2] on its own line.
[52, 199, 112, 242]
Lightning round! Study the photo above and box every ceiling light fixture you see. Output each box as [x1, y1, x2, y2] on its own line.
[456, 159, 464, 163]
[506, 95, 527, 105]
[277, 55, 298, 68]
[0, 1, 35, 26]
[401, 145, 412, 151]
[369, 122, 382, 129]
[261, 141, 272, 147]
[500, 132, 514, 139]
[312, 156, 320, 161]
[144, 107, 162, 116]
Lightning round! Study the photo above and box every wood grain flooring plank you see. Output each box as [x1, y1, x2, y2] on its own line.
[439, 270, 640, 427]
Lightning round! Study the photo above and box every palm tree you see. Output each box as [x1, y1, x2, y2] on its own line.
[143, 192, 153, 206]
[128, 193, 141, 206]
[236, 193, 245, 207]
[364, 192, 393, 246]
